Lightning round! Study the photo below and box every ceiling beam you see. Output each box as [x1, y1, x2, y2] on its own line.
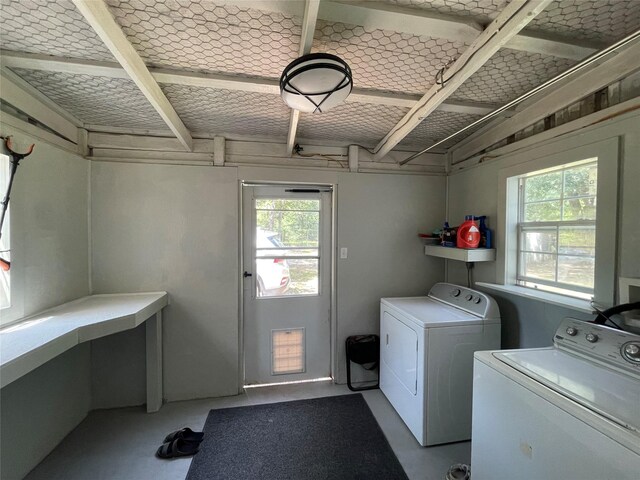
[0, 51, 498, 116]
[72, 0, 193, 151]
[508, 31, 599, 61]
[319, 1, 481, 44]
[286, 0, 321, 157]
[372, 0, 553, 161]
[216, 0, 599, 60]
[320, 1, 599, 61]
[0, 70, 79, 142]
[450, 39, 640, 163]
[0, 66, 84, 128]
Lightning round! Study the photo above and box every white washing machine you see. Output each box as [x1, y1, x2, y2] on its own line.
[380, 282, 501, 446]
[471, 318, 640, 479]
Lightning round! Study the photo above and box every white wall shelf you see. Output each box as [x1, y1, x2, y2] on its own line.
[424, 245, 496, 262]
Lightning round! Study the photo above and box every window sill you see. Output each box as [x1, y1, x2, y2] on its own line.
[475, 282, 594, 314]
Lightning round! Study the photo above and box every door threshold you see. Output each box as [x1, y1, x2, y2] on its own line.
[244, 377, 333, 389]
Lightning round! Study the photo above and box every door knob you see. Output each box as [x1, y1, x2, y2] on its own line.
[243, 271, 253, 278]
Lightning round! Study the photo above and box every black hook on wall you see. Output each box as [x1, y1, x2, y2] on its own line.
[0, 135, 35, 271]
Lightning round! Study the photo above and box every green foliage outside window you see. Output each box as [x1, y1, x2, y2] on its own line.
[256, 199, 320, 248]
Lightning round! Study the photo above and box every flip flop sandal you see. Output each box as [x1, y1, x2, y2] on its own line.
[163, 427, 204, 444]
[156, 438, 200, 459]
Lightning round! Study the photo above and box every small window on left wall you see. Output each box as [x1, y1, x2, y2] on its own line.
[0, 153, 10, 309]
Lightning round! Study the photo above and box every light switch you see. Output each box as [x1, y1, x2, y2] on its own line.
[340, 247, 348, 259]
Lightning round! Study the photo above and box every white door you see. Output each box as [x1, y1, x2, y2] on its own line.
[242, 185, 332, 385]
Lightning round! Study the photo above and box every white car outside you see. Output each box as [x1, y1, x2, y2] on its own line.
[256, 229, 290, 296]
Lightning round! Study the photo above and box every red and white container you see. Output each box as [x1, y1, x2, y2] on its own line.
[457, 215, 481, 248]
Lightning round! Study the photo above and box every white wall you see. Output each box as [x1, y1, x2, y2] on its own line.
[0, 127, 90, 479]
[90, 162, 239, 403]
[446, 111, 640, 348]
[0, 344, 91, 480]
[89, 163, 445, 403]
[2, 129, 89, 323]
[334, 171, 445, 383]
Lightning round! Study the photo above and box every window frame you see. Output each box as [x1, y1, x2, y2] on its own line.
[497, 137, 619, 307]
[0, 153, 11, 311]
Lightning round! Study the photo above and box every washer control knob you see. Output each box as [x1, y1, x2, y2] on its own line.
[585, 333, 598, 343]
[622, 342, 640, 363]
[452, 289, 461, 297]
[565, 327, 578, 336]
[474, 297, 482, 304]
[465, 294, 473, 301]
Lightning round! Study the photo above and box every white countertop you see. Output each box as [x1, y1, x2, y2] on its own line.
[1, 292, 168, 388]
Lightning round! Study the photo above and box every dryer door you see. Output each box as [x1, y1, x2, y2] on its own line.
[381, 310, 418, 395]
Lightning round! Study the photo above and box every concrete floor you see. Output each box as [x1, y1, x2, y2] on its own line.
[25, 382, 470, 480]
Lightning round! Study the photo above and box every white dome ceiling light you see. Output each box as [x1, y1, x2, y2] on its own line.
[280, 53, 353, 113]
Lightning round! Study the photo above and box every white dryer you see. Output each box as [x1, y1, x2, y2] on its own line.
[380, 282, 500, 446]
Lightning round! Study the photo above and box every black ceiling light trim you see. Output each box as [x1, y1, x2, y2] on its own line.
[279, 53, 353, 113]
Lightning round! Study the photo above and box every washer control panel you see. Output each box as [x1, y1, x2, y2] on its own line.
[555, 318, 640, 375]
[428, 282, 499, 319]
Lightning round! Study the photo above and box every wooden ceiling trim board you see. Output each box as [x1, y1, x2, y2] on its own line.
[0, 67, 84, 128]
[372, 0, 554, 161]
[0, 71, 79, 142]
[216, 0, 598, 60]
[321, 1, 599, 60]
[286, 110, 301, 157]
[451, 97, 640, 174]
[72, 0, 193, 151]
[0, 51, 495, 116]
[508, 32, 600, 61]
[450, 39, 640, 163]
[318, 0, 482, 44]
[1, 110, 79, 154]
[286, 0, 321, 157]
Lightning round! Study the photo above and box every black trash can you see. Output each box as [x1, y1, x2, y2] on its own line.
[345, 334, 380, 391]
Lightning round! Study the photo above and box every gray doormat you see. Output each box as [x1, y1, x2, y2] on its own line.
[186, 393, 409, 480]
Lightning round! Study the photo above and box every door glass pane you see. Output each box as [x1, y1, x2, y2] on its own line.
[286, 259, 319, 295]
[256, 248, 318, 258]
[255, 198, 320, 297]
[256, 202, 319, 248]
[256, 199, 319, 211]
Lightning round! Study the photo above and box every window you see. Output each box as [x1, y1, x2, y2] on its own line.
[0, 154, 10, 309]
[498, 138, 618, 307]
[254, 198, 321, 297]
[516, 160, 597, 299]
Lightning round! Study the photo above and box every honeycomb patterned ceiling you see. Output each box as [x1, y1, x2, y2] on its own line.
[312, 19, 467, 94]
[386, 0, 507, 24]
[384, 0, 640, 43]
[1, 0, 637, 154]
[452, 48, 578, 105]
[160, 83, 291, 139]
[10, 68, 168, 130]
[0, 0, 114, 61]
[297, 102, 409, 146]
[400, 110, 486, 149]
[105, 0, 303, 78]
